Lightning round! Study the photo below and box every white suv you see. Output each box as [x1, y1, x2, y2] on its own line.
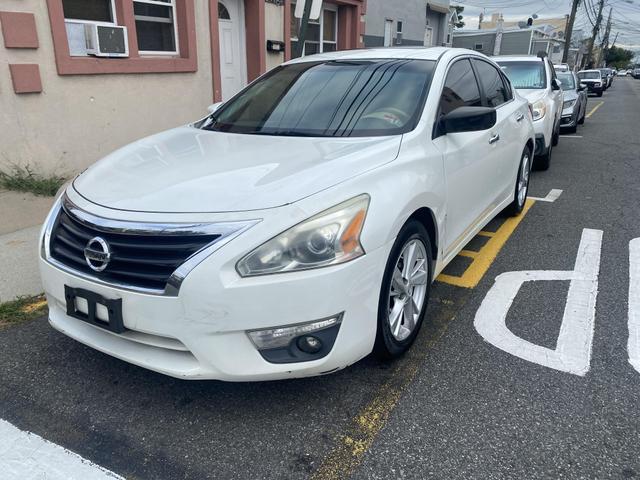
[40, 48, 534, 381]
[494, 55, 564, 170]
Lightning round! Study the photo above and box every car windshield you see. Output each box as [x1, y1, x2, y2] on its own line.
[200, 59, 436, 137]
[579, 71, 600, 80]
[556, 73, 575, 90]
[497, 61, 546, 89]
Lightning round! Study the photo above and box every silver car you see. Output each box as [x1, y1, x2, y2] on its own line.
[557, 71, 588, 133]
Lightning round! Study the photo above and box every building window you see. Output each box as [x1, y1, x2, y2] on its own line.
[133, 0, 178, 54]
[62, 0, 116, 24]
[290, 2, 337, 57]
[396, 21, 403, 45]
[474, 43, 483, 51]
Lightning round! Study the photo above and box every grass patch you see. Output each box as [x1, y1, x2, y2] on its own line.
[0, 295, 48, 330]
[0, 165, 66, 197]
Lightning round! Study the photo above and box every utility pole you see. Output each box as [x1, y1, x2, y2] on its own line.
[585, 0, 605, 68]
[562, 0, 580, 64]
[598, 8, 613, 66]
[295, 0, 313, 58]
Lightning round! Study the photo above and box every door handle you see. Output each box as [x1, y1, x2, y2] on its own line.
[516, 113, 525, 122]
[489, 134, 500, 145]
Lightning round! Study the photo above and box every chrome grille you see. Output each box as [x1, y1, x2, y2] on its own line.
[49, 206, 221, 292]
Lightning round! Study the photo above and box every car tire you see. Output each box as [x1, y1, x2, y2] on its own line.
[535, 141, 552, 171]
[552, 122, 560, 146]
[566, 124, 578, 134]
[506, 146, 532, 216]
[373, 221, 432, 360]
[578, 111, 585, 125]
[597, 91, 603, 97]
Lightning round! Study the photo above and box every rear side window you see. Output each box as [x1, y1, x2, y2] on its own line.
[472, 59, 509, 108]
[439, 59, 482, 116]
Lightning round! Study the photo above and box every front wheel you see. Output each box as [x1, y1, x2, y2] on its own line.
[534, 140, 552, 171]
[506, 147, 532, 216]
[373, 221, 432, 360]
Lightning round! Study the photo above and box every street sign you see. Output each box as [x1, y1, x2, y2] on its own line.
[294, 0, 322, 20]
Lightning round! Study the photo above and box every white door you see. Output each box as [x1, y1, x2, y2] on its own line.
[383, 20, 393, 47]
[218, 0, 247, 100]
[432, 58, 496, 253]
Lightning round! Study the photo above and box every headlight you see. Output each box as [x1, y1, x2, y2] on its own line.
[531, 100, 546, 121]
[563, 99, 576, 109]
[236, 194, 369, 277]
[594, 82, 601, 87]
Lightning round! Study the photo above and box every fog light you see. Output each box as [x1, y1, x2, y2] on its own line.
[247, 315, 342, 350]
[297, 335, 323, 354]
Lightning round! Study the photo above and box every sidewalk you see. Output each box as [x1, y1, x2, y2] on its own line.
[0, 189, 54, 303]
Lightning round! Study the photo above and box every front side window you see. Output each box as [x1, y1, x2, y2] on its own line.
[439, 59, 482, 116]
[497, 61, 547, 89]
[201, 59, 436, 137]
[473, 59, 508, 108]
[134, 0, 178, 53]
[62, 0, 114, 23]
[290, 3, 337, 57]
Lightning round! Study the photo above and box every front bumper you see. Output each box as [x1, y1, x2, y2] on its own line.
[560, 108, 578, 128]
[41, 238, 389, 381]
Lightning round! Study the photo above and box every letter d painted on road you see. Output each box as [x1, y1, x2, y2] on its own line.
[474, 229, 603, 376]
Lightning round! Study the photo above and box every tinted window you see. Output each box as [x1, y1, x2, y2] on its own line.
[473, 59, 509, 108]
[497, 61, 547, 89]
[201, 59, 436, 137]
[439, 59, 482, 116]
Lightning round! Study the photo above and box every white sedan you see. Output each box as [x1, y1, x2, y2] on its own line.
[40, 47, 535, 381]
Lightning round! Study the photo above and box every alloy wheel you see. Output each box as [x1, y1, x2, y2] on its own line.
[387, 239, 428, 341]
[517, 152, 531, 207]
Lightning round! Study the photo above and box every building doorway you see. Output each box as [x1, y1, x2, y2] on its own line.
[218, 0, 247, 100]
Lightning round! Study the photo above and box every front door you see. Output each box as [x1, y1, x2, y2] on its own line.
[218, 0, 247, 100]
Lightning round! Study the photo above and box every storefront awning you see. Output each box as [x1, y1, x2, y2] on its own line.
[427, 2, 451, 14]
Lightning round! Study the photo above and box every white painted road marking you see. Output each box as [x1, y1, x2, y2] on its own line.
[629, 238, 640, 373]
[529, 189, 564, 203]
[0, 419, 123, 480]
[559, 135, 583, 138]
[474, 228, 602, 376]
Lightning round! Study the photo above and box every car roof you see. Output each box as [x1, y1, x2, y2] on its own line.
[284, 47, 483, 65]
[578, 69, 600, 73]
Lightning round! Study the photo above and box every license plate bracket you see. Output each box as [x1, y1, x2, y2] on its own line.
[64, 285, 125, 334]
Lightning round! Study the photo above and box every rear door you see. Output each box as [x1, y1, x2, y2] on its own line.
[433, 58, 496, 255]
[471, 58, 522, 203]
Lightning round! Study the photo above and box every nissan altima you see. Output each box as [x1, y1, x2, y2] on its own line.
[40, 48, 535, 381]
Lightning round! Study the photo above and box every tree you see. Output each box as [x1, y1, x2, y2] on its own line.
[605, 45, 635, 69]
[453, 5, 465, 29]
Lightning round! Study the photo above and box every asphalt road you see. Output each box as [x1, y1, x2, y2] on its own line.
[1, 78, 639, 480]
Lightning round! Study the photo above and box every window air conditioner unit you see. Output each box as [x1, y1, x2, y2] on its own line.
[85, 24, 129, 58]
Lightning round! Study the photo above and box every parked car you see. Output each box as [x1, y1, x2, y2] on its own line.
[599, 68, 614, 89]
[495, 55, 563, 170]
[39, 48, 535, 381]
[618, 69, 628, 76]
[578, 69, 605, 96]
[554, 63, 570, 72]
[632, 68, 640, 79]
[556, 71, 588, 133]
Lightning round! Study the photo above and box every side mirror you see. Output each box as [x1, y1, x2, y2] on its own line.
[207, 102, 224, 114]
[437, 106, 497, 137]
[552, 79, 561, 91]
[578, 84, 587, 92]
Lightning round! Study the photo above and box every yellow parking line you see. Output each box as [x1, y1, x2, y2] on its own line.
[586, 101, 604, 118]
[458, 250, 478, 259]
[437, 198, 535, 289]
[477, 231, 495, 238]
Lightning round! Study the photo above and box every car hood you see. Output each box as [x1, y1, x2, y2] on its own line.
[515, 89, 548, 103]
[579, 78, 600, 83]
[563, 90, 578, 101]
[72, 126, 402, 213]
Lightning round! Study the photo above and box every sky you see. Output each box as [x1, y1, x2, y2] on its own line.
[453, 0, 640, 56]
